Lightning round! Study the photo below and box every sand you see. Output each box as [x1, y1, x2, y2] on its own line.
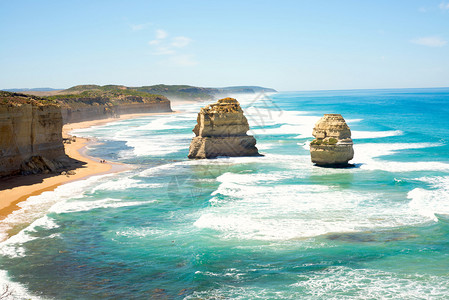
[0, 111, 180, 219]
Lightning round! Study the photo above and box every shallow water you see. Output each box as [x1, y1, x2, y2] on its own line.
[1, 88, 449, 299]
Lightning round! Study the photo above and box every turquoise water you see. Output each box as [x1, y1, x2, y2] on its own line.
[1, 88, 449, 299]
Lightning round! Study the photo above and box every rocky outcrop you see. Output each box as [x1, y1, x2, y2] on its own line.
[188, 97, 260, 159]
[0, 92, 67, 177]
[309, 114, 354, 167]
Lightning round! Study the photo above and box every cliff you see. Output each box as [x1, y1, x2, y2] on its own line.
[309, 114, 354, 167]
[0, 92, 68, 177]
[60, 102, 171, 124]
[188, 97, 260, 159]
[134, 84, 277, 101]
[45, 86, 172, 123]
[14, 84, 277, 101]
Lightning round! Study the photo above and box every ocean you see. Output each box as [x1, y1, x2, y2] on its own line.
[1, 88, 449, 299]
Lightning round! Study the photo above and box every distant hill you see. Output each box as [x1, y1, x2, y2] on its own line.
[42, 85, 172, 123]
[58, 84, 277, 101]
[216, 86, 277, 94]
[3, 88, 61, 92]
[45, 85, 168, 108]
[2, 84, 277, 101]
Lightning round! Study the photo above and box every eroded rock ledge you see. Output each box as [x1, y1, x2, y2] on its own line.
[188, 97, 260, 159]
[309, 114, 354, 167]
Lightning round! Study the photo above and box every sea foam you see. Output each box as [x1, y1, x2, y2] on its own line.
[0, 270, 43, 300]
[408, 176, 449, 221]
[194, 175, 428, 241]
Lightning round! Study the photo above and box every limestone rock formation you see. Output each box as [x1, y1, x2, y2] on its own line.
[188, 97, 260, 159]
[0, 92, 67, 176]
[309, 114, 354, 167]
[60, 102, 171, 124]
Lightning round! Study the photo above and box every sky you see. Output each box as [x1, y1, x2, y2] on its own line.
[1, 0, 448, 91]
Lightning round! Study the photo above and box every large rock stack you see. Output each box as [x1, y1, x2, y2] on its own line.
[188, 97, 260, 159]
[309, 114, 354, 167]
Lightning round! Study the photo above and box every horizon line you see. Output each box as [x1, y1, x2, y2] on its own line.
[2, 85, 449, 93]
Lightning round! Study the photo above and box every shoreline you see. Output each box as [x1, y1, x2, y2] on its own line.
[0, 110, 180, 220]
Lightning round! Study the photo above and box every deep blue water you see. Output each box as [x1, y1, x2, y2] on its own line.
[1, 88, 449, 299]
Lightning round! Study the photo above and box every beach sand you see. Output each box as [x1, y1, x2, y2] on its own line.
[0, 111, 180, 219]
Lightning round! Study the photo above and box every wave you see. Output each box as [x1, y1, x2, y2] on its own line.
[291, 266, 449, 299]
[120, 134, 190, 157]
[115, 227, 173, 238]
[352, 130, 403, 139]
[408, 176, 449, 221]
[0, 174, 121, 258]
[354, 143, 449, 172]
[0, 270, 42, 300]
[194, 178, 428, 241]
[91, 176, 162, 192]
[0, 174, 110, 243]
[0, 215, 59, 259]
[49, 198, 157, 214]
[186, 266, 449, 299]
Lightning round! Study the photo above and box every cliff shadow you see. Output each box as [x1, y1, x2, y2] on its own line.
[0, 155, 86, 191]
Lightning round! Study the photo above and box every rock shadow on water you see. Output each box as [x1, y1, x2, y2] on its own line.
[312, 162, 361, 169]
[325, 230, 418, 244]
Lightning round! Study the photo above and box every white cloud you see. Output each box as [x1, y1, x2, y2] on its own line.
[148, 29, 197, 66]
[168, 54, 198, 67]
[148, 40, 160, 45]
[155, 29, 168, 39]
[130, 22, 152, 31]
[411, 36, 447, 47]
[171, 36, 192, 48]
[418, 7, 428, 13]
[151, 46, 176, 55]
[439, 2, 449, 10]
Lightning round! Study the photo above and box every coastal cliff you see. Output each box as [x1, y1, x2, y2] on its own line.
[60, 102, 171, 124]
[188, 97, 260, 159]
[0, 92, 67, 177]
[309, 114, 354, 167]
[15, 84, 277, 102]
[46, 85, 172, 124]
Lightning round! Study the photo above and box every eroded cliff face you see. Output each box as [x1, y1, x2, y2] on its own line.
[188, 97, 260, 159]
[0, 99, 66, 177]
[61, 100, 172, 124]
[309, 114, 354, 167]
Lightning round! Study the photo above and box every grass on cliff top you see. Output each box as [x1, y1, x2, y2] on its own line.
[0, 91, 59, 106]
[59, 84, 212, 103]
[61, 84, 277, 102]
[46, 87, 169, 107]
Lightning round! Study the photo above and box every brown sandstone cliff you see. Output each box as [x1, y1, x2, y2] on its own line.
[309, 114, 354, 167]
[188, 97, 260, 159]
[0, 92, 67, 177]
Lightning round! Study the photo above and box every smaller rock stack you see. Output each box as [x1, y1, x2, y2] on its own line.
[309, 114, 354, 167]
[188, 97, 260, 159]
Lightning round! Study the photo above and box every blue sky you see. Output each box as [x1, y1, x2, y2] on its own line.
[1, 0, 448, 91]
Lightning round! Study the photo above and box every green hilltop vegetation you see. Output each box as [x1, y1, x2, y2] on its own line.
[58, 84, 277, 101]
[0, 91, 59, 106]
[217, 86, 277, 93]
[1, 84, 277, 107]
[133, 84, 214, 100]
[46, 85, 169, 108]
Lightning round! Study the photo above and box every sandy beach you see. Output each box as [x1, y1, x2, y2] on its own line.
[0, 110, 180, 220]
